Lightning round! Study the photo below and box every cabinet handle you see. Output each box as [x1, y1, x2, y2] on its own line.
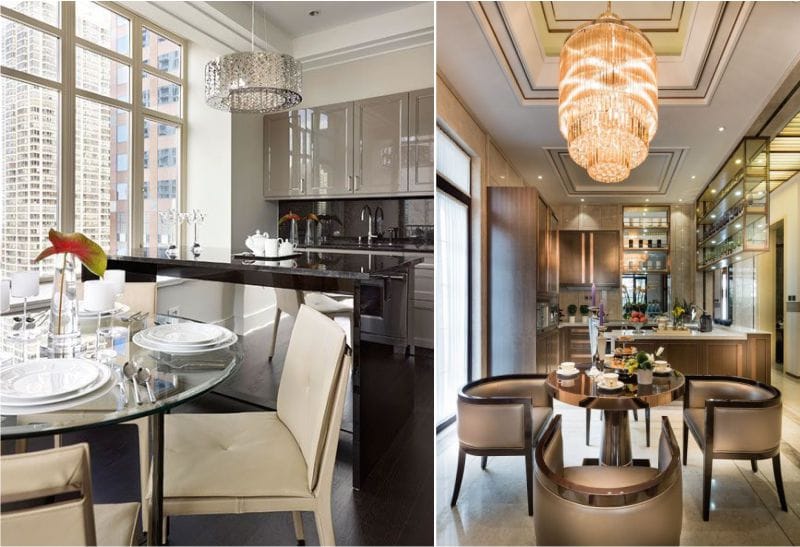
[347, 175, 353, 191]
[300, 178, 305, 193]
[354, 175, 361, 191]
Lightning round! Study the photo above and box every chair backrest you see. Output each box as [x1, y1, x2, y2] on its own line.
[1, 443, 97, 546]
[277, 305, 347, 490]
[534, 415, 683, 546]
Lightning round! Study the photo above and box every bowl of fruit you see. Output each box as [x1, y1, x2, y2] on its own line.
[628, 310, 648, 334]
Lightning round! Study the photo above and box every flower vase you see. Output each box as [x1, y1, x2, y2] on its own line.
[305, 219, 317, 246]
[637, 368, 653, 385]
[47, 254, 81, 356]
[289, 219, 299, 246]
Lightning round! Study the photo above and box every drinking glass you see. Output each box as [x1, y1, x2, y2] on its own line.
[9, 271, 40, 342]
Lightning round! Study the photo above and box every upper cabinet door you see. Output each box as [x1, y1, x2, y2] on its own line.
[591, 231, 620, 286]
[548, 211, 559, 293]
[559, 231, 585, 286]
[264, 111, 304, 198]
[537, 197, 549, 294]
[307, 102, 353, 197]
[409, 88, 433, 193]
[353, 93, 409, 195]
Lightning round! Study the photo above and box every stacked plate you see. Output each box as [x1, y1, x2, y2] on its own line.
[77, 301, 130, 318]
[133, 323, 237, 354]
[0, 358, 115, 415]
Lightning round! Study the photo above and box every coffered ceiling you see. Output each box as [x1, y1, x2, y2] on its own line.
[437, 1, 800, 204]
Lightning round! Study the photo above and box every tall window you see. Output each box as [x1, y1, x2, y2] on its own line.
[1, 1, 185, 277]
[435, 128, 472, 428]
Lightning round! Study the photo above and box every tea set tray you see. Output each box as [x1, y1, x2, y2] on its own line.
[233, 252, 303, 261]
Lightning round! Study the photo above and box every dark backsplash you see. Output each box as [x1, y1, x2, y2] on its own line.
[277, 197, 434, 243]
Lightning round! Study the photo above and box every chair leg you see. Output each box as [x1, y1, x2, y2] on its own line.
[703, 453, 713, 521]
[134, 418, 150, 534]
[633, 409, 639, 422]
[773, 455, 788, 512]
[481, 456, 488, 470]
[585, 408, 591, 445]
[645, 407, 651, 448]
[14, 438, 28, 454]
[451, 448, 466, 507]
[525, 450, 533, 517]
[314, 501, 336, 546]
[292, 512, 306, 546]
[682, 420, 689, 466]
[161, 517, 169, 545]
[53, 434, 62, 448]
[269, 307, 282, 361]
[751, 458, 758, 473]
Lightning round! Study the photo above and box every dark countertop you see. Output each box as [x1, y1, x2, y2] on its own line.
[296, 239, 434, 254]
[109, 247, 423, 280]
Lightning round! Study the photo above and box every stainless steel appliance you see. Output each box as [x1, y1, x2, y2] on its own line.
[361, 273, 409, 349]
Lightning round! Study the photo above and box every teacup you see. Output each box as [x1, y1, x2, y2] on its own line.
[264, 237, 284, 257]
[559, 361, 576, 373]
[601, 372, 619, 387]
[654, 360, 669, 372]
[279, 241, 295, 256]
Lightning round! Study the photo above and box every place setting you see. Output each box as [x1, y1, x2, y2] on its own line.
[132, 322, 238, 355]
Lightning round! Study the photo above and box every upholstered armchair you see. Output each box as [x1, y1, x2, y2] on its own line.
[534, 415, 683, 546]
[451, 374, 553, 516]
[683, 375, 786, 520]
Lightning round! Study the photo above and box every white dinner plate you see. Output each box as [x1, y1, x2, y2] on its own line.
[2, 364, 111, 406]
[598, 381, 624, 391]
[78, 301, 130, 318]
[0, 358, 100, 401]
[132, 329, 237, 354]
[143, 323, 227, 346]
[556, 368, 580, 378]
[654, 366, 674, 375]
[0, 373, 116, 415]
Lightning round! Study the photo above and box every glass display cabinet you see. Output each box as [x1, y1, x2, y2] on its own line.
[696, 137, 770, 271]
[622, 205, 671, 316]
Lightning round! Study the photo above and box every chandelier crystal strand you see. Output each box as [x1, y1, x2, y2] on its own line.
[558, 8, 658, 183]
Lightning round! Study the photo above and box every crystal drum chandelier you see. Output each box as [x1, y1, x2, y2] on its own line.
[205, 3, 302, 114]
[558, 4, 658, 183]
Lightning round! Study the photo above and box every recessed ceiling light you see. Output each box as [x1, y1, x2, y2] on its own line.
[308, 10, 320, 16]
[735, 224, 742, 229]
[735, 190, 742, 196]
[711, 189, 717, 194]
[679, 198, 683, 202]
[718, 126, 725, 132]
[736, 256, 741, 261]
[711, 240, 717, 244]
[711, 214, 717, 219]
[691, 175, 696, 180]
[735, 159, 742, 165]
[580, 198, 585, 202]
[537, 175, 543, 180]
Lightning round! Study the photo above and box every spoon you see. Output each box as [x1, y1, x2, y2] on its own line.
[123, 362, 141, 405]
[136, 367, 157, 404]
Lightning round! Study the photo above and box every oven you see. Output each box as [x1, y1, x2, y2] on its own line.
[360, 273, 408, 345]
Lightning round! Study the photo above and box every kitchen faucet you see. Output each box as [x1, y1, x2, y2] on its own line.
[360, 205, 377, 244]
[375, 206, 384, 237]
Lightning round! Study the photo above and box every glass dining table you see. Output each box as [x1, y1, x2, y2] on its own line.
[0, 310, 243, 546]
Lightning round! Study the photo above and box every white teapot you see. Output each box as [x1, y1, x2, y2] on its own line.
[245, 230, 268, 256]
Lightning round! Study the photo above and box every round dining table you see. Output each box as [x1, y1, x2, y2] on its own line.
[0, 313, 243, 546]
[544, 365, 685, 466]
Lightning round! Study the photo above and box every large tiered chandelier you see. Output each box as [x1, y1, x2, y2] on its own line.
[205, 3, 302, 114]
[558, 3, 658, 183]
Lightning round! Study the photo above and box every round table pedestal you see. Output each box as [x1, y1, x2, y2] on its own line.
[600, 410, 632, 466]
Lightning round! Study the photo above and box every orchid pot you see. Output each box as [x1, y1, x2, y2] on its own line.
[637, 368, 653, 385]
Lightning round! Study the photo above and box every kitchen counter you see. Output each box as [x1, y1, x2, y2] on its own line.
[108, 246, 423, 281]
[296, 240, 433, 254]
[603, 327, 759, 341]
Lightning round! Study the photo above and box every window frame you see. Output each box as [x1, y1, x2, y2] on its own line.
[0, 0, 187, 252]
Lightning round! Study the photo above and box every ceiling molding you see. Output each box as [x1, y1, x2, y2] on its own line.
[471, 1, 753, 105]
[544, 147, 689, 196]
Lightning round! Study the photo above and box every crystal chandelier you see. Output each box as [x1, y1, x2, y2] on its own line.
[558, 3, 658, 183]
[205, 3, 302, 114]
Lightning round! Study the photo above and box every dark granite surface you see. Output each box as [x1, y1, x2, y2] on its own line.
[109, 247, 423, 280]
[296, 238, 434, 254]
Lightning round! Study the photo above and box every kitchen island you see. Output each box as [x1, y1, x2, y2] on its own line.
[86, 247, 423, 489]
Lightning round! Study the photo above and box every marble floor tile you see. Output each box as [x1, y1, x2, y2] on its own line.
[436, 368, 800, 545]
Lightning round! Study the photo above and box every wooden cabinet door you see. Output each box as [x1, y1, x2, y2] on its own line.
[662, 342, 700, 375]
[548, 211, 559, 293]
[590, 231, 620, 286]
[353, 92, 409, 195]
[409, 88, 433, 193]
[559, 231, 585, 285]
[263, 111, 304, 198]
[536, 334, 548, 373]
[705, 341, 744, 376]
[537, 198, 549, 294]
[307, 102, 353, 197]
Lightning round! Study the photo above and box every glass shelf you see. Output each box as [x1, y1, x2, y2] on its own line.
[696, 137, 770, 271]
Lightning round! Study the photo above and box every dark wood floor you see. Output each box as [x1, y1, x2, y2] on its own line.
[2, 319, 434, 546]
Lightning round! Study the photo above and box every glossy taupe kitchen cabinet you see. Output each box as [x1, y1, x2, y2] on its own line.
[559, 230, 620, 287]
[306, 101, 353, 196]
[408, 88, 434, 192]
[353, 92, 409, 195]
[264, 110, 304, 197]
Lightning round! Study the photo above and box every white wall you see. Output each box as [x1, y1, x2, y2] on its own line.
[186, 42, 232, 248]
[301, 44, 434, 108]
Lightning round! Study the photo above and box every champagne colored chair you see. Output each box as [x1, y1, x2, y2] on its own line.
[534, 415, 682, 545]
[683, 375, 786, 521]
[269, 289, 352, 360]
[1, 443, 140, 546]
[159, 305, 351, 545]
[451, 374, 553, 516]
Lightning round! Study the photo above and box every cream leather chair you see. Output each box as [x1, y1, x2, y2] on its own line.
[269, 289, 352, 360]
[451, 374, 553, 516]
[683, 375, 786, 521]
[160, 305, 350, 546]
[534, 414, 683, 545]
[1, 443, 140, 546]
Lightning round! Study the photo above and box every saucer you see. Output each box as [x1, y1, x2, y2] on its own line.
[598, 381, 624, 391]
[556, 368, 579, 378]
[654, 366, 674, 376]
